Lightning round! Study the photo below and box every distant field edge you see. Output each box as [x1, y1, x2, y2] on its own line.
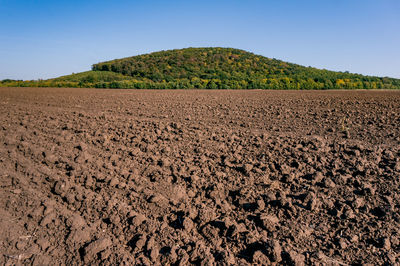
[1, 86, 400, 91]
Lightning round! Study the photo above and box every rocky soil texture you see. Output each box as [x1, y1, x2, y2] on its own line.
[0, 88, 399, 265]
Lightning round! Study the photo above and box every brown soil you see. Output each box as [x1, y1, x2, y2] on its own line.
[0, 88, 399, 265]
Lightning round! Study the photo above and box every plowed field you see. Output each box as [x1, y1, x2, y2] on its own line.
[1, 88, 399, 265]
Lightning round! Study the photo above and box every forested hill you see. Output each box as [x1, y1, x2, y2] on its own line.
[90, 47, 400, 89]
[2, 47, 400, 89]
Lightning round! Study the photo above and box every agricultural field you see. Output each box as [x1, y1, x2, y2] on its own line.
[0, 88, 399, 265]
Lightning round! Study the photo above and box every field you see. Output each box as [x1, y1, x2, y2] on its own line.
[0, 87, 399, 265]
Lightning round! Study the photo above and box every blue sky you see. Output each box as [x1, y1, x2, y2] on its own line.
[1, 0, 399, 80]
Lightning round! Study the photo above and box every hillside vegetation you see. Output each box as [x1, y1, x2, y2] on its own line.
[2, 47, 400, 89]
[0, 71, 133, 88]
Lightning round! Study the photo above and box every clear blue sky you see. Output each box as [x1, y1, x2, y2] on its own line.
[1, 0, 399, 80]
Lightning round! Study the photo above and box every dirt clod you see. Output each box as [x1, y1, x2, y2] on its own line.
[84, 237, 112, 262]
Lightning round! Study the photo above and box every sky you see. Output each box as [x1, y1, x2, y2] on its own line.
[0, 0, 399, 80]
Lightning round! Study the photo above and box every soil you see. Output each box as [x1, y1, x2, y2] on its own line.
[0, 87, 399, 265]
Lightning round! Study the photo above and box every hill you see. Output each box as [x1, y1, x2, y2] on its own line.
[2, 47, 400, 89]
[52, 71, 134, 83]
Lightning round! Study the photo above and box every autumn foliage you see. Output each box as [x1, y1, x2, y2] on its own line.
[2, 47, 400, 89]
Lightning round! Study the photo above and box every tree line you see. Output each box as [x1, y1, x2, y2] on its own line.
[2, 47, 399, 89]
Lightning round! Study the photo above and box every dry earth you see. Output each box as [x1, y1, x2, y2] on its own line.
[0, 88, 399, 265]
